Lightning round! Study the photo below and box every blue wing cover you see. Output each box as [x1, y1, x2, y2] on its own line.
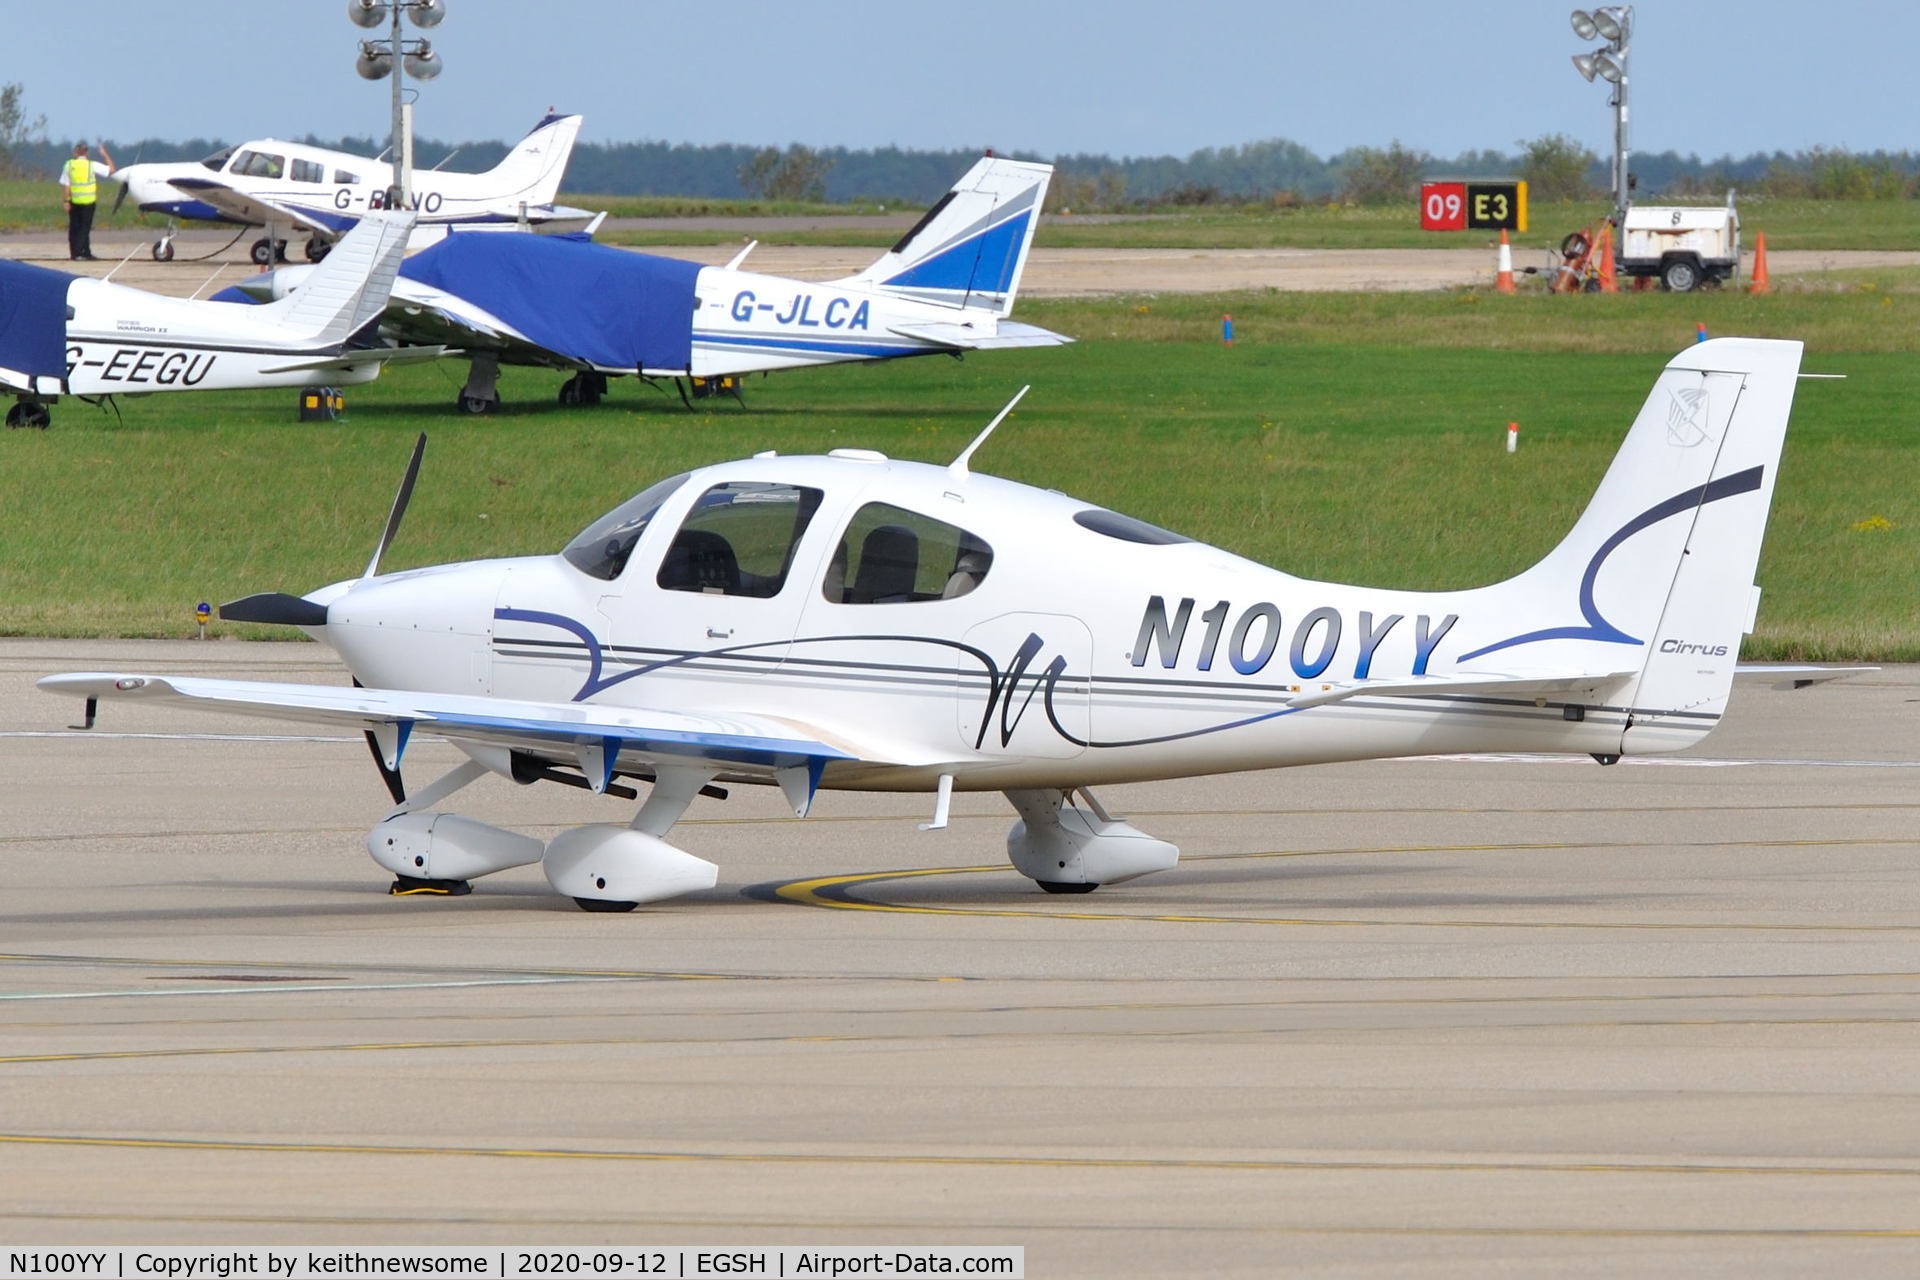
[0, 259, 73, 379]
[399, 233, 701, 372]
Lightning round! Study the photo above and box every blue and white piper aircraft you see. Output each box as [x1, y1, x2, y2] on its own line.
[41, 339, 1857, 910]
[110, 112, 588, 265]
[1, 213, 420, 429]
[234, 154, 1068, 413]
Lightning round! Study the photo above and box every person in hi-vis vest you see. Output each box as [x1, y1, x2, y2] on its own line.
[60, 141, 115, 261]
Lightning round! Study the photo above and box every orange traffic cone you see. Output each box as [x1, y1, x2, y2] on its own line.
[1597, 225, 1617, 293]
[1495, 229, 1515, 293]
[1749, 232, 1771, 294]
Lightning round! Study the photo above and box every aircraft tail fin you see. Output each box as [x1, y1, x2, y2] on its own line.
[479, 112, 583, 207]
[1453, 338, 1804, 750]
[845, 157, 1052, 315]
[253, 211, 416, 346]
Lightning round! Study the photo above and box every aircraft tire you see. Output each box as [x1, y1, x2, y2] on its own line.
[305, 239, 332, 263]
[250, 238, 275, 266]
[572, 897, 640, 913]
[152, 240, 174, 262]
[7, 402, 52, 430]
[1037, 880, 1100, 895]
[457, 394, 498, 416]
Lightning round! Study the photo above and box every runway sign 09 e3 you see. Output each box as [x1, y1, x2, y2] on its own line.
[1420, 180, 1528, 233]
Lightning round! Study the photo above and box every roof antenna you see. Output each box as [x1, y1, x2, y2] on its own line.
[948, 385, 1029, 481]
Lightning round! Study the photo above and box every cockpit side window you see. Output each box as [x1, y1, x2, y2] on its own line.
[657, 482, 823, 598]
[823, 502, 993, 605]
[560, 473, 690, 581]
[201, 146, 236, 173]
[234, 150, 285, 179]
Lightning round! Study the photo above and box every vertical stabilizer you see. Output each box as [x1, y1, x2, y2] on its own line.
[253, 212, 416, 346]
[845, 157, 1052, 315]
[479, 112, 583, 207]
[1453, 338, 1804, 749]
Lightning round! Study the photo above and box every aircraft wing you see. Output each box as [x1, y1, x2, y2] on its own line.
[888, 320, 1073, 350]
[1284, 669, 1637, 710]
[39, 673, 882, 800]
[165, 178, 344, 236]
[257, 344, 449, 375]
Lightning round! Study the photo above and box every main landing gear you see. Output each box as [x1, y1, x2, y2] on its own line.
[558, 370, 608, 406]
[250, 237, 290, 265]
[1004, 787, 1179, 894]
[5, 400, 52, 429]
[364, 757, 722, 912]
[456, 352, 502, 415]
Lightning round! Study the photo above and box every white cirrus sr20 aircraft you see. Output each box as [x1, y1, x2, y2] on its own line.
[42, 339, 1863, 911]
[229, 154, 1069, 413]
[110, 111, 588, 264]
[1, 212, 422, 429]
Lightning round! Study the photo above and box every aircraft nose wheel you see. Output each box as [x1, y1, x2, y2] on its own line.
[151, 238, 175, 262]
[557, 372, 606, 406]
[457, 394, 499, 415]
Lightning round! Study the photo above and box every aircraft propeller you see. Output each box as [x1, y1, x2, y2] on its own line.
[219, 432, 427, 626]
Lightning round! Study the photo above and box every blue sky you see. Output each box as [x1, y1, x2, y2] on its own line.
[15, 1, 1916, 159]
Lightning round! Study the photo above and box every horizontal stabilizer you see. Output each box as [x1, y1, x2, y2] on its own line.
[888, 320, 1072, 349]
[1733, 663, 1877, 690]
[1286, 669, 1636, 710]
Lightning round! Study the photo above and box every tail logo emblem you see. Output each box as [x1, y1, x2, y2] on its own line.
[1666, 386, 1712, 448]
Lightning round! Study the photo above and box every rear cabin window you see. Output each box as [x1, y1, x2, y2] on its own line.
[334, 169, 361, 185]
[290, 159, 325, 184]
[822, 502, 993, 604]
[657, 482, 823, 599]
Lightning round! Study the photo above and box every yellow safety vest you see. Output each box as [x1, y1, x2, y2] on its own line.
[65, 158, 97, 204]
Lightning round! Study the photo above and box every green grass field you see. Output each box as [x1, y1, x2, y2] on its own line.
[2, 304, 1913, 657]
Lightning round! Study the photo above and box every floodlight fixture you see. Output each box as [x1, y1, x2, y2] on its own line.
[1570, 9, 1598, 40]
[348, 0, 389, 29]
[1593, 48, 1627, 83]
[404, 45, 443, 80]
[357, 45, 393, 79]
[1592, 6, 1627, 40]
[410, 0, 447, 29]
[1571, 52, 1599, 81]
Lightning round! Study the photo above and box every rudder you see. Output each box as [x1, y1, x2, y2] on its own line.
[846, 157, 1052, 315]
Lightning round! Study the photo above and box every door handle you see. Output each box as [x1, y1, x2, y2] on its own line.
[706, 627, 732, 639]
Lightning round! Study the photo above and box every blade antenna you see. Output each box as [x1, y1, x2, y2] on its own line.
[947, 385, 1029, 481]
[364, 433, 427, 579]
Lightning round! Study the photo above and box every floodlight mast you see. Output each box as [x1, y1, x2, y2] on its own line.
[349, 0, 446, 213]
[1568, 6, 1632, 224]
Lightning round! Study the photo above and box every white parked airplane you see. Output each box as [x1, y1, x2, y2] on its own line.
[41, 339, 1859, 910]
[1, 213, 420, 429]
[110, 111, 588, 264]
[232, 155, 1068, 413]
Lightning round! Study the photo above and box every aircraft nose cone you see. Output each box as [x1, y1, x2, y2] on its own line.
[328, 562, 509, 692]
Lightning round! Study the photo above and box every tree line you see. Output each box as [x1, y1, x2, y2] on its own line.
[5, 82, 1916, 206]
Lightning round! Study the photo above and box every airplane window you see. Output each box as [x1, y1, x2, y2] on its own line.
[560, 472, 690, 581]
[658, 482, 823, 599]
[291, 159, 324, 184]
[1072, 508, 1192, 545]
[233, 151, 286, 179]
[201, 147, 236, 172]
[823, 502, 993, 605]
[334, 170, 361, 185]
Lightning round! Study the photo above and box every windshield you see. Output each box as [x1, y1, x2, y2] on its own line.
[561, 473, 690, 580]
[200, 146, 236, 172]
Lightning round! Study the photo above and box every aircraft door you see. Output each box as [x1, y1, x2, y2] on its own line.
[600, 479, 828, 692]
[959, 613, 1091, 760]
